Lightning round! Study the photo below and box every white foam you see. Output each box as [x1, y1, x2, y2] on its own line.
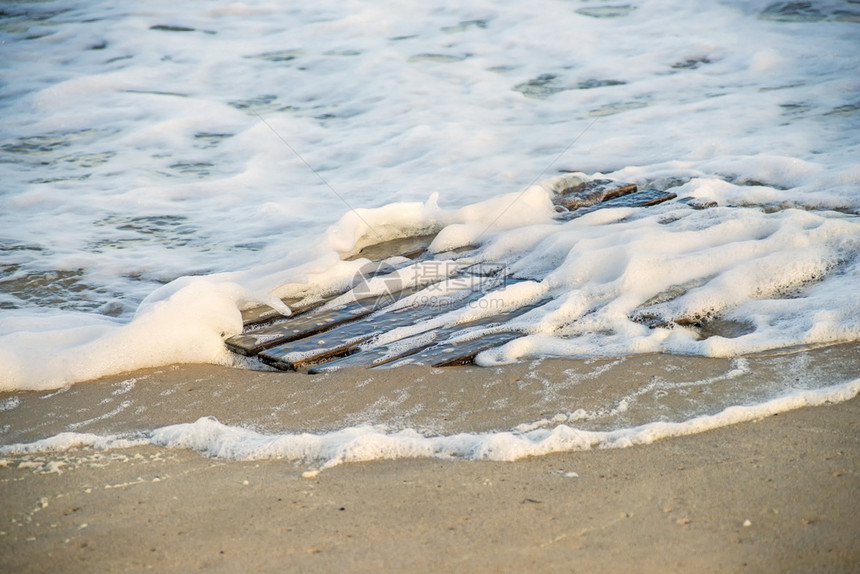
[0, 279, 268, 391]
[475, 204, 860, 364]
[1, 0, 859, 390]
[0, 397, 20, 412]
[0, 432, 146, 455]
[3, 377, 857, 470]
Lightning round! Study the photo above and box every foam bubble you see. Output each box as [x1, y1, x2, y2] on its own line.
[1, 0, 859, 390]
[0, 279, 274, 391]
[3, 377, 857, 469]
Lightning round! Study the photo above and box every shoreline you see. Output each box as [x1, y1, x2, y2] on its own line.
[2, 390, 858, 572]
[3, 342, 859, 445]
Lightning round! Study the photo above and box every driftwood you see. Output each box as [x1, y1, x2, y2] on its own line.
[226, 179, 683, 371]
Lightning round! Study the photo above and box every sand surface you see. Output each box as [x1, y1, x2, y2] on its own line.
[1, 356, 858, 572]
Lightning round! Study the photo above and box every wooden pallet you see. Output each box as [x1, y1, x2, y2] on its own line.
[226, 179, 679, 372]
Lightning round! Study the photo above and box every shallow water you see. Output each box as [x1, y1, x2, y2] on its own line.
[1, 346, 858, 469]
[1, 0, 859, 464]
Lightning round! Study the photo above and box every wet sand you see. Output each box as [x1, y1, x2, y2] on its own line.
[1, 349, 859, 572]
[0, 397, 857, 573]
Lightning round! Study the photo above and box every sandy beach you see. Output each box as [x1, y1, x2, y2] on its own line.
[1, 351, 859, 573]
[3, 1, 860, 571]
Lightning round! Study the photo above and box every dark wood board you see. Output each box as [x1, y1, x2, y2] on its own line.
[557, 188, 677, 220]
[229, 259, 507, 356]
[383, 331, 523, 368]
[553, 179, 638, 211]
[309, 297, 549, 373]
[257, 282, 499, 370]
[226, 176, 680, 371]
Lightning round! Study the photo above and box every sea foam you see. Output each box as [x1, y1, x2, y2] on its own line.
[3, 377, 857, 470]
[1, 0, 859, 390]
[1, 176, 858, 390]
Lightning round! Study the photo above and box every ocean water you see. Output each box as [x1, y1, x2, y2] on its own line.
[1, 0, 859, 466]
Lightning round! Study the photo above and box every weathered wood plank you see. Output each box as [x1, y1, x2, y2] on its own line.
[310, 297, 549, 372]
[258, 277, 511, 370]
[557, 188, 677, 220]
[553, 178, 638, 211]
[629, 189, 678, 207]
[345, 233, 436, 262]
[259, 338, 365, 371]
[239, 296, 325, 329]
[238, 234, 436, 329]
[305, 319, 475, 373]
[386, 331, 523, 368]
[305, 340, 419, 373]
[226, 303, 377, 356]
[257, 297, 469, 369]
[227, 258, 473, 356]
[226, 175, 682, 372]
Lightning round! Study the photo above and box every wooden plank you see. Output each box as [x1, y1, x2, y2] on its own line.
[227, 257, 475, 356]
[241, 304, 290, 328]
[258, 277, 512, 370]
[388, 331, 523, 368]
[311, 297, 549, 372]
[227, 177, 679, 371]
[306, 339, 421, 373]
[255, 295, 471, 369]
[345, 233, 436, 262]
[379, 297, 550, 368]
[238, 234, 437, 328]
[226, 303, 377, 356]
[557, 188, 677, 220]
[631, 189, 677, 207]
[553, 179, 638, 211]
[259, 338, 365, 371]
[237, 254, 505, 340]
[228, 280, 426, 357]
[305, 313, 501, 373]
[239, 296, 325, 328]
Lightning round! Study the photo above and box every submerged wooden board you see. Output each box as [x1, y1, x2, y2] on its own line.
[257, 281, 503, 370]
[237, 234, 437, 328]
[226, 302, 376, 357]
[308, 297, 549, 373]
[384, 331, 523, 368]
[346, 233, 436, 262]
[228, 259, 501, 356]
[227, 257, 469, 356]
[226, 176, 681, 371]
[554, 179, 638, 211]
[227, 279, 431, 357]
[239, 296, 326, 329]
[556, 188, 677, 220]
